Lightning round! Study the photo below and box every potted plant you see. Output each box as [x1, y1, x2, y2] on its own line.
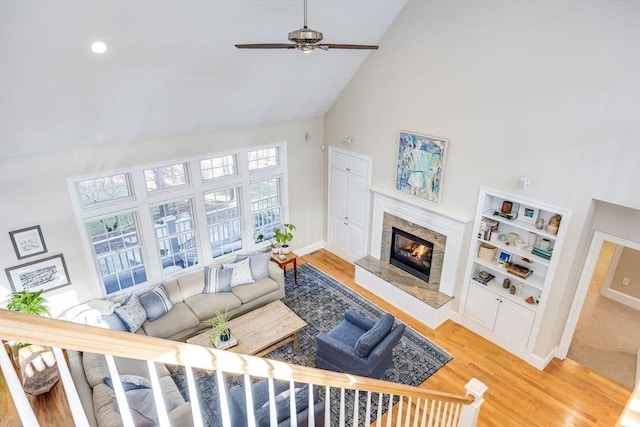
[7, 289, 49, 318]
[206, 309, 232, 343]
[274, 223, 296, 254]
[6, 288, 59, 395]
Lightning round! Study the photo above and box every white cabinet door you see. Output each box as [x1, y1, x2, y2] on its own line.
[494, 299, 535, 348]
[328, 149, 371, 261]
[465, 284, 500, 331]
[347, 173, 369, 227]
[331, 168, 349, 218]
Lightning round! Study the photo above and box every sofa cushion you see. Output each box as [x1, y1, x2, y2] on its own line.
[236, 252, 272, 280]
[177, 269, 207, 300]
[203, 266, 233, 293]
[83, 352, 171, 388]
[104, 374, 151, 391]
[114, 294, 147, 332]
[223, 257, 255, 287]
[354, 314, 395, 357]
[231, 277, 279, 304]
[184, 292, 241, 321]
[141, 302, 200, 339]
[138, 285, 173, 321]
[113, 388, 179, 426]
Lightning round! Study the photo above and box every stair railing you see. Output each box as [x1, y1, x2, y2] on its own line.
[1, 309, 486, 426]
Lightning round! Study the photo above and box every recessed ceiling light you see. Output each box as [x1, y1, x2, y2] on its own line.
[91, 41, 108, 54]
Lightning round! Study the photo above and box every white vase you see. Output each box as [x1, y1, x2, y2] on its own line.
[281, 245, 291, 255]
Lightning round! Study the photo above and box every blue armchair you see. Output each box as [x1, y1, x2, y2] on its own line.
[315, 309, 405, 378]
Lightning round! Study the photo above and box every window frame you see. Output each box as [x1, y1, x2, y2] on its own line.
[67, 142, 288, 297]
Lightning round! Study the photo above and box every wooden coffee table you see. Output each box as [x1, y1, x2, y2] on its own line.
[187, 301, 307, 357]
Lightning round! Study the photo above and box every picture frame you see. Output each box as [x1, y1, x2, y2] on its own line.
[498, 250, 512, 264]
[395, 130, 448, 203]
[9, 225, 47, 260]
[5, 254, 70, 293]
[518, 205, 538, 224]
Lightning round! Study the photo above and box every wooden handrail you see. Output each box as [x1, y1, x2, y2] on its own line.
[0, 309, 473, 405]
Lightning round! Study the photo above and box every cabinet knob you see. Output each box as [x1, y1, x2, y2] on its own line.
[346, 168, 351, 171]
[345, 216, 349, 220]
[344, 222, 348, 226]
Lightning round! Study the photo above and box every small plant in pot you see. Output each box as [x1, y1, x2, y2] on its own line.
[7, 288, 50, 348]
[274, 223, 296, 255]
[206, 309, 232, 344]
[256, 233, 279, 253]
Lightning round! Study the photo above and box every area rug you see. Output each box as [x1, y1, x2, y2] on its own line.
[169, 263, 452, 426]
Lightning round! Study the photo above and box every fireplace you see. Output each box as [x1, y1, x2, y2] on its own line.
[389, 227, 434, 283]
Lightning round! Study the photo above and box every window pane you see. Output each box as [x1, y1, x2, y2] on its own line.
[247, 147, 278, 171]
[200, 155, 236, 181]
[86, 213, 146, 294]
[250, 178, 281, 242]
[144, 164, 188, 193]
[78, 174, 131, 206]
[150, 198, 198, 273]
[204, 189, 243, 258]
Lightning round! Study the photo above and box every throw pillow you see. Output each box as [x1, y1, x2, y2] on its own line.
[255, 384, 310, 426]
[354, 314, 395, 358]
[113, 388, 179, 427]
[203, 266, 234, 293]
[104, 374, 152, 391]
[236, 252, 271, 281]
[114, 294, 147, 332]
[222, 258, 255, 287]
[138, 285, 173, 321]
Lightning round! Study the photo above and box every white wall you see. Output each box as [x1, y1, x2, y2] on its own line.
[0, 117, 326, 315]
[325, 1, 640, 360]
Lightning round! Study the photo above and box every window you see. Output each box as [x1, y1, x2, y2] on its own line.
[150, 198, 198, 271]
[77, 174, 131, 206]
[200, 155, 236, 181]
[86, 213, 146, 294]
[248, 147, 278, 171]
[69, 143, 287, 296]
[144, 163, 187, 193]
[251, 178, 281, 243]
[204, 189, 243, 257]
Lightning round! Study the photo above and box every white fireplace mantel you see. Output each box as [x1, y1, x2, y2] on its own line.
[368, 188, 470, 297]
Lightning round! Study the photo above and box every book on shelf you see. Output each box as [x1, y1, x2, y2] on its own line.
[472, 271, 495, 285]
[493, 210, 518, 220]
[506, 262, 533, 279]
[478, 218, 499, 240]
[532, 246, 552, 260]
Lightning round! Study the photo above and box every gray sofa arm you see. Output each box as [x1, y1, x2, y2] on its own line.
[268, 260, 285, 287]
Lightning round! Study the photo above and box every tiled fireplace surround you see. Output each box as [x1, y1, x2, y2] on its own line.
[355, 190, 469, 328]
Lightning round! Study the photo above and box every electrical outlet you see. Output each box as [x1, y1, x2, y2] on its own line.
[622, 277, 630, 286]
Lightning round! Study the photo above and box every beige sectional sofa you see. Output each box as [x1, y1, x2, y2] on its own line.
[64, 253, 285, 427]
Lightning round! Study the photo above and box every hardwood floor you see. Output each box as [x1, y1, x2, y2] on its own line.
[1, 249, 631, 426]
[299, 250, 631, 426]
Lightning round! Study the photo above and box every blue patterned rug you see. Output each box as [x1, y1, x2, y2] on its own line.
[169, 262, 452, 425]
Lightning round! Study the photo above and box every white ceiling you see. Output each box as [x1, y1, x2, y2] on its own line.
[0, 0, 407, 158]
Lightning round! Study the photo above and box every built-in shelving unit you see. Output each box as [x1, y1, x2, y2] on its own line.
[459, 187, 571, 368]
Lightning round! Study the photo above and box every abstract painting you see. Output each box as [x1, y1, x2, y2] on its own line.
[395, 131, 448, 203]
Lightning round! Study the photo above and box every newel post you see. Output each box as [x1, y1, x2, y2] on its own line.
[459, 378, 488, 426]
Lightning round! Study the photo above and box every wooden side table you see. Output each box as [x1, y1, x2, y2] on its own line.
[271, 252, 298, 286]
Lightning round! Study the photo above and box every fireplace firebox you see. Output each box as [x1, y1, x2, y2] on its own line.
[389, 227, 434, 283]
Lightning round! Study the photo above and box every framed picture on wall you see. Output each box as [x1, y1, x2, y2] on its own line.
[395, 131, 448, 203]
[5, 254, 71, 293]
[9, 225, 48, 259]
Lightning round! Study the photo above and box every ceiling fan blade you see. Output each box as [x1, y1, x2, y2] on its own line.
[319, 44, 379, 50]
[235, 44, 297, 49]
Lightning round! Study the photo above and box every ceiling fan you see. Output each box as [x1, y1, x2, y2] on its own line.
[234, 0, 379, 53]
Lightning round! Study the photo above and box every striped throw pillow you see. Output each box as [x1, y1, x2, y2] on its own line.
[203, 266, 233, 294]
[138, 285, 173, 321]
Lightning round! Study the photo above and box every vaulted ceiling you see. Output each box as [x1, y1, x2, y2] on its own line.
[0, 0, 407, 158]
